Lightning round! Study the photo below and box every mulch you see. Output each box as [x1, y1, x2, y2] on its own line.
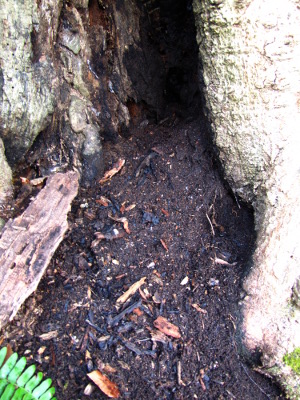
[0, 117, 283, 399]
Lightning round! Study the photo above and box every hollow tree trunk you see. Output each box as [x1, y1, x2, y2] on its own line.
[193, 0, 300, 397]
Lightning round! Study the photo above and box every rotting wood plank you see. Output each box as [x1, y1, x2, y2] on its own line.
[0, 170, 79, 329]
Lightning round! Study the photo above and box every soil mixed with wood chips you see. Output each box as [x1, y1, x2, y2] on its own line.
[1, 116, 283, 399]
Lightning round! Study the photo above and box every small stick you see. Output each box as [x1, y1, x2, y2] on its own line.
[206, 213, 215, 236]
[177, 361, 186, 386]
[107, 300, 142, 327]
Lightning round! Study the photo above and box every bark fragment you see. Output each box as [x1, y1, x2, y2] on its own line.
[0, 171, 79, 329]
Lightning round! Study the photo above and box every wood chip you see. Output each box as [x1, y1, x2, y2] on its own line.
[96, 196, 112, 207]
[39, 330, 58, 340]
[153, 316, 181, 339]
[116, 277, 146, 305]
[214, 257, 237, 266]
[87, 370, 120, 398]
[148, 328, 169, 344]
[99, 159, 125, 184]
[192, 304, 208, 314]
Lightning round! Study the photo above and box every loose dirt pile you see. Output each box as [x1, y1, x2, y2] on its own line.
[1, 118, 282, 399]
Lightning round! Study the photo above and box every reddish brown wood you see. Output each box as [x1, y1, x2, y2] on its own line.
[0, 171, 79, 329]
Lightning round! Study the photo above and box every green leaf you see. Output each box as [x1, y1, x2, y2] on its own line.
[0, 353, 18, 379]
[0, 383, 16, 399]
[17, 365, 36, 387]
[8, 357, 27, 384]
[24, 372, 43, 393]
[0, 347, 56, 400]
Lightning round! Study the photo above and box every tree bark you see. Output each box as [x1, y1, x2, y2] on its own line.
[193, 0, 300, 397]
[0, 171, 79, 329]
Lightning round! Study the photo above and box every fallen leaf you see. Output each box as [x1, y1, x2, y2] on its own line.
[87, 370, 120, 398]
[153, 316, 181, 339]
[116, 277, 146, 304]
[99, 159, 125, 184]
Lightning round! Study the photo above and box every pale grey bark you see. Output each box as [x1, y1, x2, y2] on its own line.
[193, 0, 300, 397]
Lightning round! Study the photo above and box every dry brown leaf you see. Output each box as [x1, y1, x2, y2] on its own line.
[153, 316, 181, 339]
[99, 159, 125, 184]
[87, 370, 120, 398]
[116, 277, 146, 304]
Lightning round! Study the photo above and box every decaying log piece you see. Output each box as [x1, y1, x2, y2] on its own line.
[0, 170, 79, 329]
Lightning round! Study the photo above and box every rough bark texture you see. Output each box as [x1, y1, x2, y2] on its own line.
[193, 0, 300, 397]
[0, 138, 12, 204]
[0, 170, 79, 329]
[0, 0, 58, 166]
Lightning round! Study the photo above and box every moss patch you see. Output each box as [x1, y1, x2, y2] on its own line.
[283, 348, 300, 375]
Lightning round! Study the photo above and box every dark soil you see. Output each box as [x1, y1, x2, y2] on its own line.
[1, 117, 283, 399]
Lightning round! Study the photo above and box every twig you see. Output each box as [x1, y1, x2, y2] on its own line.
[206, 212, 215, 236]
[240, 363, 271, 399]
[107, 299, 142, 327]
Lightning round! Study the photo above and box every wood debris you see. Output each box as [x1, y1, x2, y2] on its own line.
[214, 257, 237, 266]
[153, 316, 181, 339]
[108, 212, 130, 234]
[87, 370, 120, 398]
[91, 230, 125, 247]
[0, 170, 79, 329]
[96, 196, 112, 207]
[160, 239, 168, 251]
[39, 330, 59, 340]
[99, 159, 125, 185]
[192, 304, 208, 314]
[116, 277, 146, 305]
[107, 300, 142, 327]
